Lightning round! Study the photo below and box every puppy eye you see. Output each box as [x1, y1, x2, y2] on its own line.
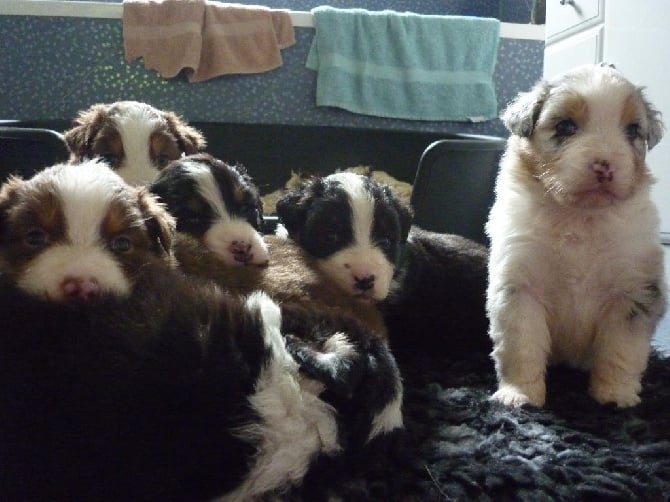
[624, 123, 640, 140]
[322, 232, 340, 246]
[100, 154, 119, 167]
[109, 236, 132, 253]
[156, 155, 172, 169]
[24, 229, 48, 248]
[555, 119, 578, 138]
[377, 237, 392, 250]
[241, 203, 259, 219]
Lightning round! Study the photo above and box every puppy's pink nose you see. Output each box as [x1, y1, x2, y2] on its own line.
[229, 240, 253, 263]
[62, 276, 100, 300]
[591, 159, 614, 183]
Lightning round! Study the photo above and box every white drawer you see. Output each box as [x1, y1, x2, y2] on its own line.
[546, 0, 604, 42]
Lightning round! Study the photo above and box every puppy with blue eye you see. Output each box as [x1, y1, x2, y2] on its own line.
[486, 64, 667, 408]
[150, 153, 269, 267]
[64, 101, 206, 186]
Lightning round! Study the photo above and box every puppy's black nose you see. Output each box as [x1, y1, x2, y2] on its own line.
[354, 274, 375, 291]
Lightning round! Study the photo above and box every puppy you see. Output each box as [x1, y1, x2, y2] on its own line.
[150, 153, 269, 266]
[0, 162, 402, 500]
[64, 100, 206, 185]
[0, 159, 175, 301]
[276, 172, 414, 303]
[274, 174, 491, 356]
[486, 64, 666, 408]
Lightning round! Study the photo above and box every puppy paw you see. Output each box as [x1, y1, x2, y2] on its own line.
[589, 378, 642, 408]
[491, 383, 545, 408]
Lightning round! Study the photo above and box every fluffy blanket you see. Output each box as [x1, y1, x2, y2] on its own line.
[284, 347, 670, 500]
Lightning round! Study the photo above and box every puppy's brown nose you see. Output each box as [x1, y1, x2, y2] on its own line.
[62, 277, 100, 300]
[591, 160, 614, 183]
[354, 274, 375, 291]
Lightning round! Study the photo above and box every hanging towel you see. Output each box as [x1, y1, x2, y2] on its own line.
[190, 2, 295, 83]
[123, 0, 206, 79]
[123, 0, 295, 82]
[306, 7, 501, 122]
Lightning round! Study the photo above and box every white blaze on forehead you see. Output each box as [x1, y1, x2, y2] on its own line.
[113, 105, 165, 185]
[56, 161, 122, 246]
[327, 172, 374, 246]
[16, 161, 133, 299]
[181, 159, 230, 221]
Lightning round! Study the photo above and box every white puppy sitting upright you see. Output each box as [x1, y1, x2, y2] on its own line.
[486, 64, 666, 408]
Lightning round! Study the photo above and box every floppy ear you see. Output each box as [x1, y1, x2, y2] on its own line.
[0, 176, 22, 242]
[136, 187, 176, 257]
[275, 177, 324, 240]
[164, 111, 207, 154]
[639, 89, 665, 151]
[63, 103, 110, 160]
[501, 80, 551, 138]
[383, 185, 414, 243]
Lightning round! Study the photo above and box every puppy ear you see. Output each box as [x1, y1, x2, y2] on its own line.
[383, 185, 414, 243]
[0, 176, 22, 240]
[501, 81, 550, 137]
[136, 188, 176, 257]
[639, 89, 665, 151]
[164, 111, 207, 154]
[276, 177, 323, 240]
[63, 103, 110, 161]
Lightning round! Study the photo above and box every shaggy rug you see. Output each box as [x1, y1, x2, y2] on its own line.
[285, 346, 670, 501]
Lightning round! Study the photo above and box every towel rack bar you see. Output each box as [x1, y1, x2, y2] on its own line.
[0, 1, 545, 40]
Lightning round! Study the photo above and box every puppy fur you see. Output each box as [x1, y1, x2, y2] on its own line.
[64, 101, 206, 185]
[0, 162, 398, 500]
[154, 164, 404, 441]
[276, 172, 414, 303]
[486, 64, 667, 408]
[0, 159, 175, 301]
[381, 227, 491, 357]
[150, 153, 269, 266]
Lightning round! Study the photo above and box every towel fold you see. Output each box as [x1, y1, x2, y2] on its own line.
[123, 0, 205, 79]
[123, 0, 295, 82]
[306, 7, 500, 122]
[191, 2, 295, 83]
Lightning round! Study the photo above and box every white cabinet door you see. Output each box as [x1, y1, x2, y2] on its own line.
[603, 0, 670, 240]
[543, 25, 602, 79]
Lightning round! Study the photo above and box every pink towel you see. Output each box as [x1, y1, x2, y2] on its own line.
[123, 0, 205, 79]
[123, 0, 296, 82]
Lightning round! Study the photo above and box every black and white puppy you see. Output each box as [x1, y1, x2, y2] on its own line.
[64, 101, 207, 185]
[276, 172, 414, 303]
[150, 153, 269, 266]
[0, 161, 401, 500]
[276, 172, 491, 356]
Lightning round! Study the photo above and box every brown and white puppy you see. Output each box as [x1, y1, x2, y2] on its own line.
[0, 161, 401, 500]
[0, 159, 175, 301]
[276, 172, 414, 303]
[486, 64, 666, 408]
[150, 154, 269, 266]
[64, 101, 206, 185]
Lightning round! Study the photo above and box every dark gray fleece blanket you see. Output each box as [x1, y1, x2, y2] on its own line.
[288, 348, 670, 501]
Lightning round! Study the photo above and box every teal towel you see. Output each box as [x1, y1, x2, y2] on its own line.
[306, 7, 500, 122]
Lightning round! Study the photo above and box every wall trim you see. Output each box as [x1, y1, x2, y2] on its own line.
[0, 1, 545, 40]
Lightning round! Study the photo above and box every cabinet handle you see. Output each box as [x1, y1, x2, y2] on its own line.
[559, 0, 582, 15]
